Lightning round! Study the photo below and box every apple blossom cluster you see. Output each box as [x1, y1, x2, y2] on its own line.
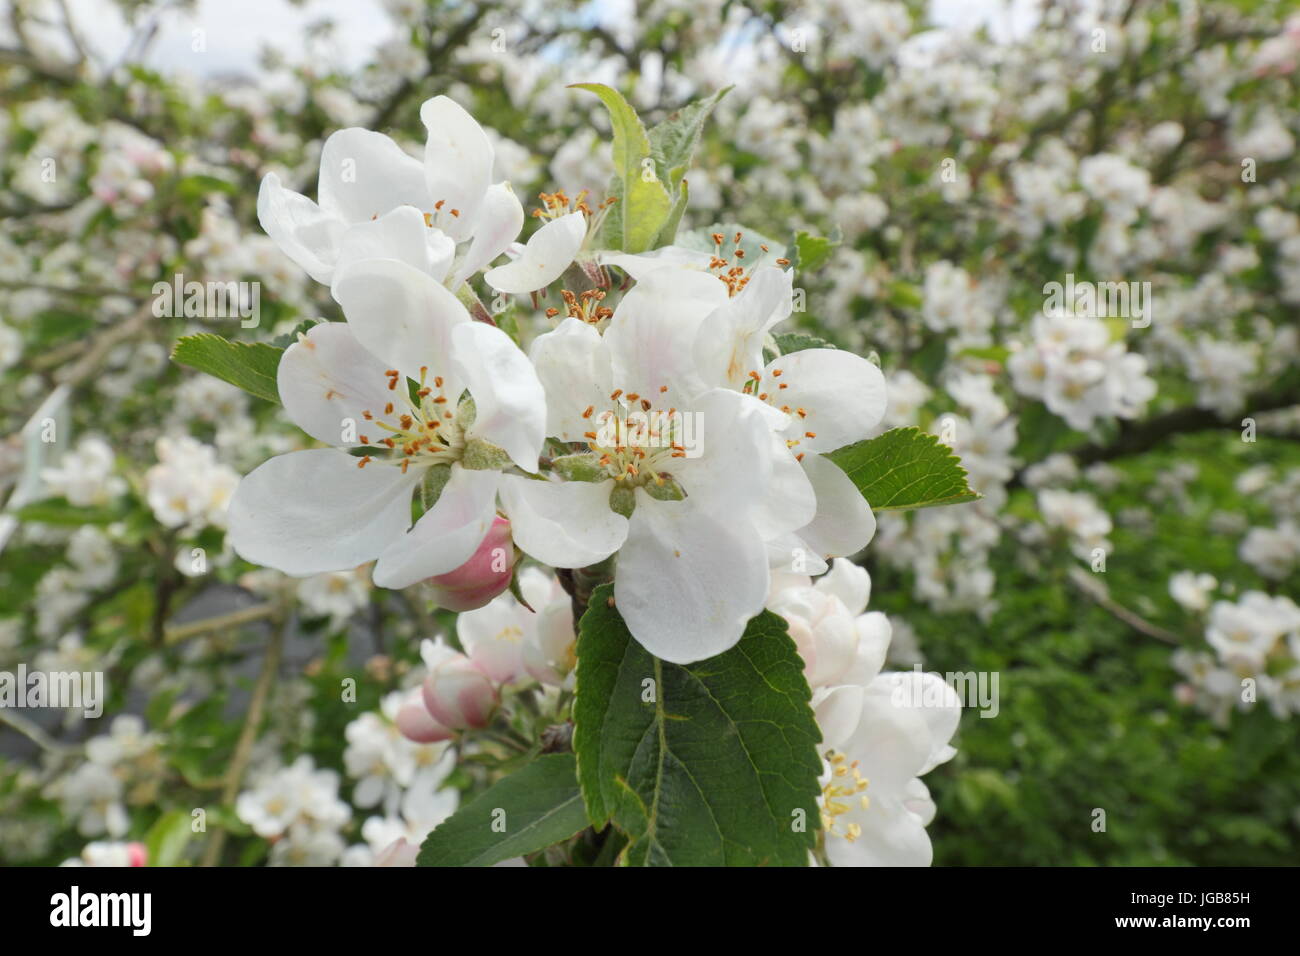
[1171, 589, 1300, 724]
[228, 93, 889, 668]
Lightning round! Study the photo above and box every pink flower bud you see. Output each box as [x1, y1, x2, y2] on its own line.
[422, 655, 497, 729]
[374, 838, 419, 867]
[127, 842, 148, 867]
[395, 688, 454, 743]
[424, 516, 515, 612]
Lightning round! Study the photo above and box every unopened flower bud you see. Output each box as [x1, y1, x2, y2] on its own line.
[424, 516, 515, 612]
[422, 655, 498, 729]
[395, 688, 454, 743]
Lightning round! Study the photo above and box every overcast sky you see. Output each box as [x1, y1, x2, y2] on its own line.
[61, 0, 1040, 80]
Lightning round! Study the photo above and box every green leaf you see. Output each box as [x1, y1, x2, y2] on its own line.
[656, 177, 689, 247]
[573, 588, 822, 866]
[175, 173, 239, 203]
[417, 753, 588, 867]
[571, 83, 672, 252]
[774, 332, 836, 355]
[647, 86, 730, 195]
[956, 345, 1011, 364]
[172, 333, 283, 404]
[144, 809, 196, 867]
[825, 426, 981, 511]
[268, 318, 322, 349]
[789, 228, 841, 273]
[886, 280, 923, 309]
[14, 498, 126, 526]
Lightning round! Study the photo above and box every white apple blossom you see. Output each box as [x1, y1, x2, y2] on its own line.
[227, 259, 548, 589]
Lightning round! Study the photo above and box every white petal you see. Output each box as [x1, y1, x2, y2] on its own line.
[228, 450, 418, 576]
[333, 257, 469, 387]
[816, 558, 871, 615]
[451, 322, 545, 471]
[764, 348, 886, 452]
[796, 453, 876, 559]
[840, 611, 891, 686]
[528, 318, 613, 442]
[485, 212, 586, 294]
[318, 128, 430, 224]
[450, 181, 524, 286]
[498, 474, 627, 568]
[669, 389, 777, 517]
[766, 534, 829, 576]
[425, 228, 457, 284]
[604, 268, 728, 403]
[824, 795, 934, 867]
[812, 685, 864, 751]
[885, 672, 962, 774]
[615, 497, 769, 664]
[421, 95, 495, 242]
[257, 173, 344, 284]
[277, 322, 397, 447]
[599, 246, 713, 279]
[373, 465, 499, 588]
[748, 429, 817, 540]
[847, 680, 935, 791]
[330, 206, 440, 292]
[695, 265, 792, 389]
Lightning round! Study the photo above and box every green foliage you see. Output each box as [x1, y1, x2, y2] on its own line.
[826, 427, 981, 511]
[171, 333, 283, 404]
[573, 586, 822, 865]
[870, 430, 1300, 865]
[417, 754, 588, 867]
[571, 83, 672, 252]
[788, 228, 841, 273]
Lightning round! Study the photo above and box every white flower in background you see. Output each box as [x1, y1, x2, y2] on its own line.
[1169, 571, 1218, 613]
[61, 841, 147, 867]
[1172, 649, 1249, 725]
[1240, 521, 1300, 580]
[1008, 312, 1155, 430]
[0, 320, 21, 371]
[1182, 337, 1258, 411]
[235, 755, 351, 841]
[296, 567, 371, 629]
[227, 260, 545, 589]
[47, 762, 128, 838]
[85, 715, 161, 768]
[344, 691, 455, 813]
[767, 560, 890, 689]
[66, 526, 118, 590]
[144, 436, 239, 533]
[350, 780, 460, 866]
[257, 95, 525, 290]
[270, 822, 348, 867]
[1037, 488, 1112, 561]
[1079, 152, 1151, 222]
[1205, 592, 1300, 673]
[40, 436, 126, 507]
[456, 565, 575, 685]
[922, 261, 993, 345]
